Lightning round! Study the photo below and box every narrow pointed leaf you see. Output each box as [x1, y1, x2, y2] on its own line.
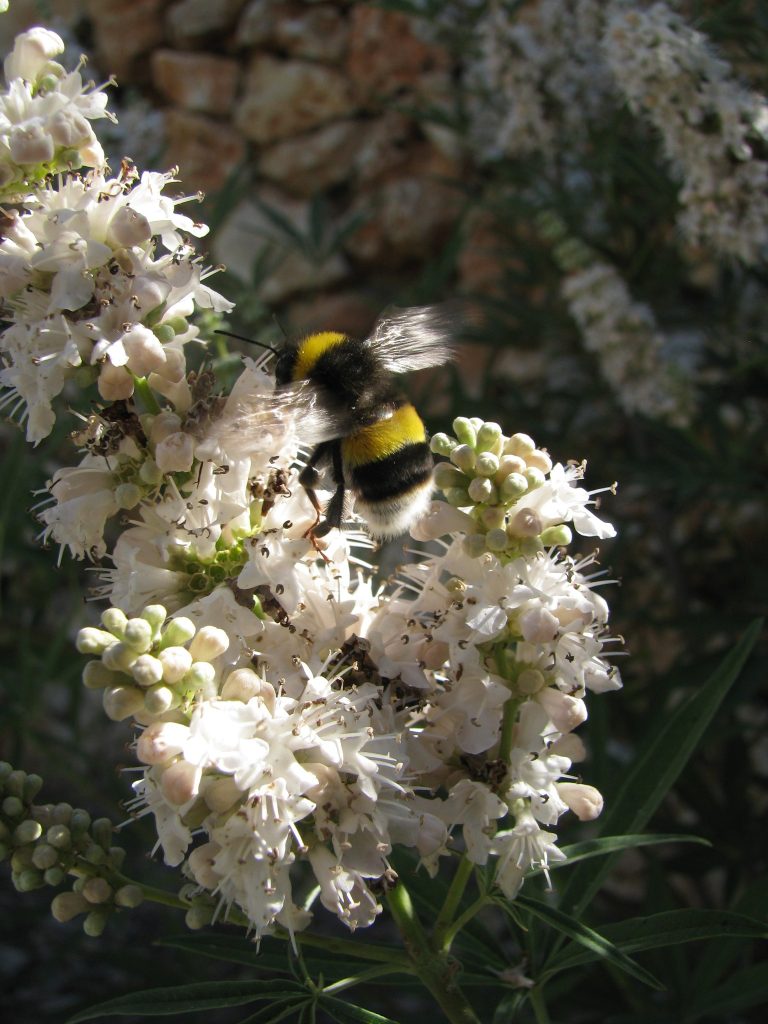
[687, 963, 768, 1020]
[239, 1000, 311, 1024]
[545, 910, 768, 974]
[66, 980, 304, 1021]
[558, 620, 762, 917]
[156, 933, 286, 969]
[527, 833, 709, 875]
[321, 998, 404, 1024]
[514, 894, 664, 990]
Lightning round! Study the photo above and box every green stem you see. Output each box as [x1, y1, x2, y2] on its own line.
[529, 985, 551, 1024]
[439, 895, 490, 954]
[499, 696, 522, 765]
[321, 964, 409, 997]
[387, 880, 481, 1024]
[434, 856, 475, 949]
[131, 374, 162, 414]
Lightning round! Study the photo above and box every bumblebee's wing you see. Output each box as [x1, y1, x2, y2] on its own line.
[366, 305, 457, 374]
[198, 364, 351, 460]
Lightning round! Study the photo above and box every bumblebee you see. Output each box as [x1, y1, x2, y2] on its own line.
[221, 306, 455, 540]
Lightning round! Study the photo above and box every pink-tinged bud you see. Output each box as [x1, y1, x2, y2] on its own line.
[548, 732, 587, 762]
[98, 362, 134, 401]
[136, 721, 189, 765]
[203, 776, 242, 813]
[102, 684, 145, 722]
[220, 669, 276, 709]
[535, 687, 588, 732]
[154, 431, 195, 473]
[509, 508, 543, 538]
[51, 890, 89, 923]
[188, 626, 229, 663]
[149, 411, 182, 443]
[558, 782, 604, 820]
[187, 841, 221, 889]
[158, 646, 193, 683]
[160, 760, 198, 805]
[82, 877, 112, 904]
[152, 346, 186, 383]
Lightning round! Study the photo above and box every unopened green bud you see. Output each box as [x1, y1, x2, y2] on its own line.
[51, 891, 89, 923]
[83, 908, 110, 937]
[13, 819, 42, 845]
[101, 641, 137, 673]
[433, 462, 468, 489]
[16, 867, 44, 891]
[46, 824, 71, 850]
[475, 452, 499, 477]
[476, 422, 503, 454]
[83, 877, 113, 904]
[185, 904, 214, 930]
[32, 843, 59, 870]
[181, 662, 216, 699]
[108, 846, 126, 870]
[52, 803, 73, 826]
[444, 487, 471, 508]
[83, 844, 106, 866]
[164, 316, 189, 336]
[500, 472, 529, 500]
[160, 617, 196, 649]
[517, 669, 546, 695]
[480, 506, 506, 530]
[143, 684, 178, 715]
[462, 534, 488, 559]
[23, 774, 43, 802]
[468, 476, 496, 504]
[540, 525, 572, 547]
[452, 417, 477, 447]
[101, 607, 128, 636]
[124, 617, 153, 652]
[76, 627, 117, 655]
[114, 482, 142, 510]
[131, 654, 164, 687]
[139, 459, 163, 486]
[70, 809, 92, 837]
[141, 604, 167, 633]
[6, 769, 26, 798]
[0, 762, 12, 784]
[485, 528, 509, 552]
[430, 432, 457, 457]
[103, 684, 145, 721]
[115, 884, 144, 908]
[11, 846, 33, 871]
[450, 444, 476, 473]
[91, 818, 114, 851]
[152, 324, 175, 344]
[44, 866, 66, 886]
[2, 796, 23, 818]
[82, 660, 118, 689]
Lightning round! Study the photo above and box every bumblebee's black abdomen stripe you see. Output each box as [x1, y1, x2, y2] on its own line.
[349, 442, 433, 502]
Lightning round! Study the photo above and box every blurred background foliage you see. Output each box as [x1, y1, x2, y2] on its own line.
[0, 0, 766, 1021]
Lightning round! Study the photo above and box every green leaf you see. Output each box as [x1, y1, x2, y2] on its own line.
[156, 933, 287, 969]
[513, 894, 664, 991]
[687, 962, 768, 1020]
[545, 910, 768, 974]
[558, 620, 762, 917]
[66, 980, 305, 1021]
[528, 833, 710, 875]
[321, 997, 404, 1024]
[239, 999, 312, 1024]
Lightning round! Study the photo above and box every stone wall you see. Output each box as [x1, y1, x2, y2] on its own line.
[23, 0, 480, 336]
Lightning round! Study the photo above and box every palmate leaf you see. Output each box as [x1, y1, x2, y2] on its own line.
[66, 980, 305, 1022]
[513, 895, 664, 991]
[556, 620, 763, 919]
[543, 909, 768, 974]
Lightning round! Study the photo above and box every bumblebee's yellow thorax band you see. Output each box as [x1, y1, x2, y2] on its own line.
[292, 331, 348, 381]
[342, 403, 427, 466]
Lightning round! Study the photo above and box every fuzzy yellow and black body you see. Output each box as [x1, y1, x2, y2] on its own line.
[271, 308, 454, 539]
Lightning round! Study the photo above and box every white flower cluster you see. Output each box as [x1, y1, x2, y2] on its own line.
[0, 27, 114, 202]
[74, 402, 620, 935]
[464, 0, 615, 163]
[0, 164, 232, 443]
[561, 259, 696, 427]
[604, 2, 768, 263]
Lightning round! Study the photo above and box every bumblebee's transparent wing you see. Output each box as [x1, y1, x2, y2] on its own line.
[366, 304, 458, 374]
[197, 363, 350, 460]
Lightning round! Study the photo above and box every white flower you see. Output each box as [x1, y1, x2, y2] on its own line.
[491, 807, 566, 899]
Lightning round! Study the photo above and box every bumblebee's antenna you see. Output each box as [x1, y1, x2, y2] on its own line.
[272, 313, 288, 340]
[214, 329, 280, 354]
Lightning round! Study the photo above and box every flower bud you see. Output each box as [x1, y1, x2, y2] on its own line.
[155, 432, 195, 474]
[221, 669, 275, 709]
[138, 458, 163, 485]
[508, 508, 543, 538]
[141, 605, 167, 632]
[203, 776, 242, 813]
[181, 662, 217, 699]
[123, 325, 167, 377]
[161, 760, 199, 805]
[82, 660, 117, 690]
[558, 782, 603, 820]
[536, 687, 588, 732]
[430, 432, 457, 457]
[524, 467, 546, 491]
[76, 628, 117, 655]
[500, 472, 528, 500]
[124, 617, 153, 653]
[519, 606, 559, 643]
[517, 668, 546, 695]
[433, 462, 468, 489]
[462, 534, 488, 558]
[46, 824, 71, 850]
[527, 448, 552, 474]
[188, 626, 229, 663]
[83, 877, 113, 904]
[468, 476, 496, 504]
[131, 654, 164, 688]
[485, 528, 509, 552]
[161, 618, 196, 649]
[143, 684, 179, 716]
[158, 646, 193, 683]
[475, 452, 499, 477]
[185, 904, 215, 929]
[101, 608, 128, 636]
[149, 411, 182, 443]
[31, 843, 58, 870]
[540, 525, 572, 547]
[10, 122, 54, 164]
[83, 908, 110, 937]
[115, 884, 144, 908]
[505, 433, 536, 457]
[476, 422, 503, 454]
[107, 206, 152, 248]
[2, 796, 22, 818]
[102, 642, 138, 673]
[102, 684, 145, 721]
[136, 721, 189, 765]
[188, 842, 221, 889]
[13, 819, 42, 845]
[452, 417, 477, 447]
[114, 482, 142, 509]
[450, 444, 476, 473]
[444, 486, 471, 508]
[98, 362, 134, 401]
[51, 891, 89, 923]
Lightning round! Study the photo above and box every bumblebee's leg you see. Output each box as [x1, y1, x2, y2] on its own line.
[299, 442, 331, 532]
[309, 441, 346, 539]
